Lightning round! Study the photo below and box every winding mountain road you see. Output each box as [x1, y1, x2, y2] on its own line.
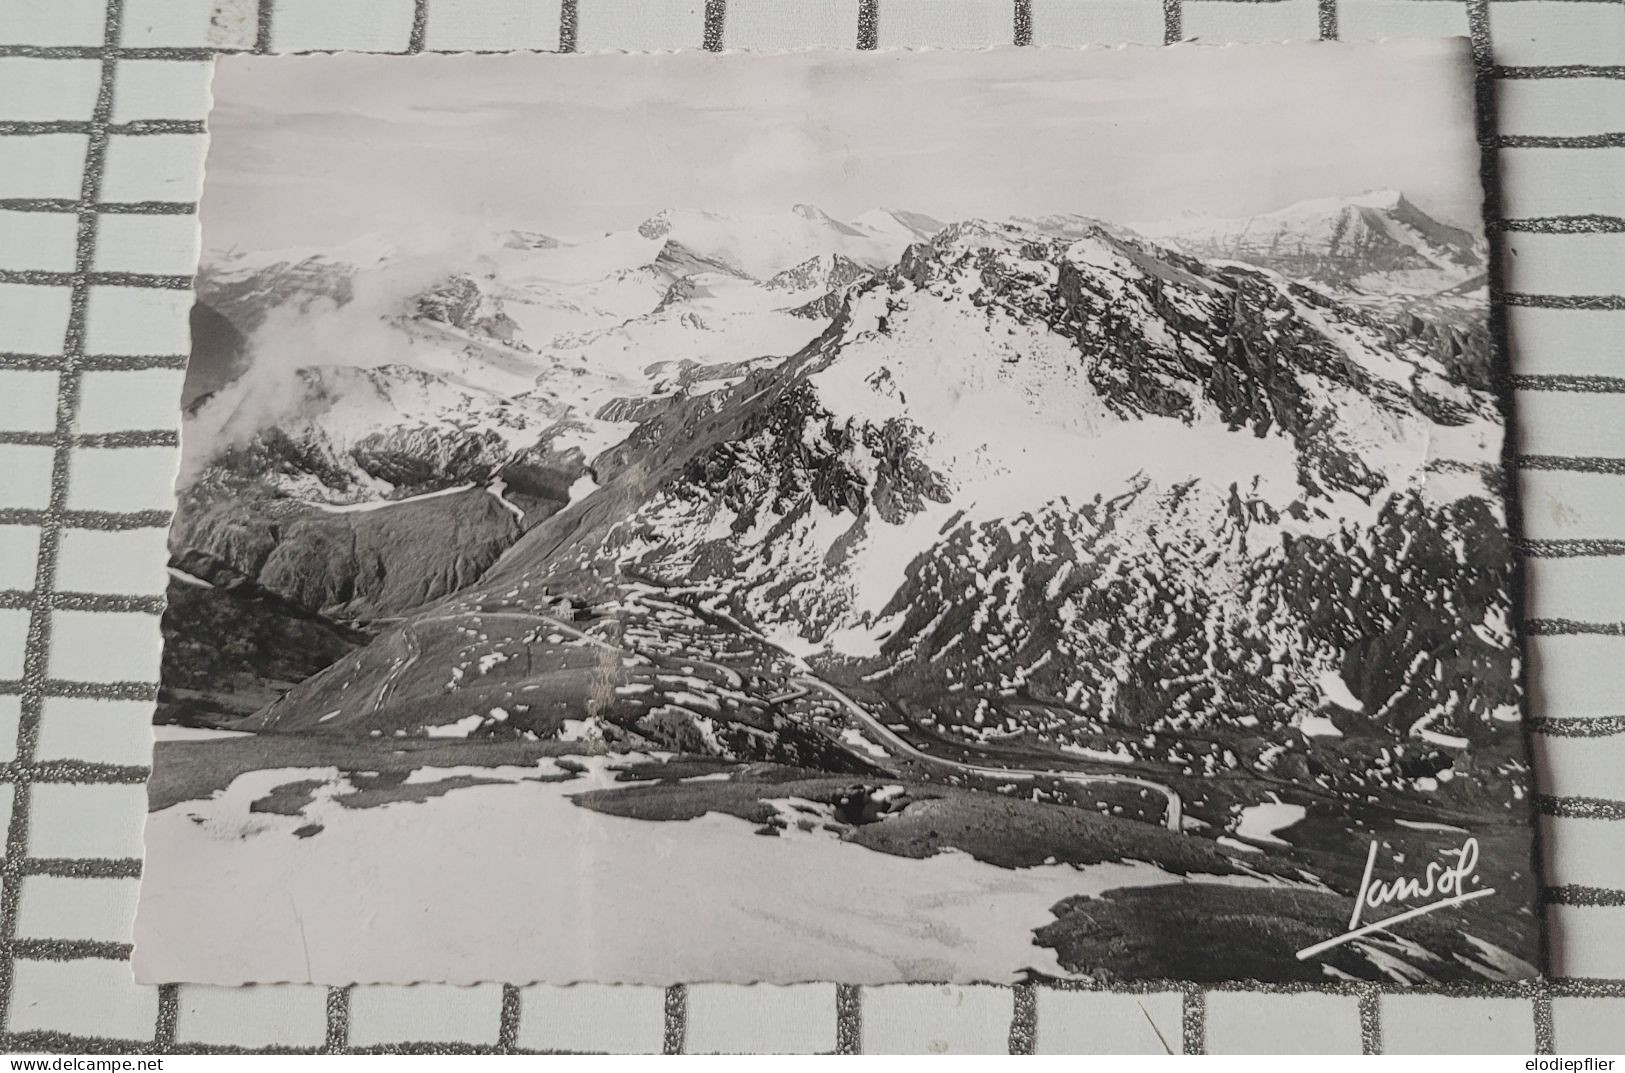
[782, 677, 1185, 833]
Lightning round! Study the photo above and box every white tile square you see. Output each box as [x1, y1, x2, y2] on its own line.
[685, 984, 837, 1054]
[1504, 232, 1625, 297]
[1521, 470, 1625, 544]
[1501, 147, 1625, 219]
[0, 694, 18, 762]
[1489, 1, 1625, 67]
[1035, 990, 1183, 1055]
[860, 985, 1012, 1055]
[93, 214, 200, 276]
[1552, 997, 1625, 1055]
[76, 367, 187, 433]
[0, 0, 107, 46]
[1518, 391, 1625, 459]
[424, 0, 563, 51]
[0, 58, 103, 121]
[0, 783, 12, 846]
[0, 284, 71, 354]
[1183, 0, 1319, 41]
[28, 782, 147, 859]
[878, 0, 1014, 47]
[0, 369, 59, 433]
[0, 134, 89, 201]
[0, 525, 38, 590]
[0, 210, 78, 273]
[176, 985, 331, 1048]
[112, 61, 214, 124]
[1336, 0, 1467, 41]
[1499, 78, 1625, 139]
[0, 608, 28, 680]
[348, 984, 502, 1046]
[722, 0, 860, 49]
[15, 876, 140, 942]
[121, 0, 259, 49]
[271, 0, 418, 52]
[100, 134, 208, 203]
[0, 444, 54, 509]
[1536, 721, 1625, 798]
[1208, 991, 1361, 1054]
[85, 286, 194, 355]
[66, 445, 178, 512]
[517, 985, 666, 1054]
[1525, 549, 1625, 627]
[1528, 634, 1625, 717]
[56, 526, 170, 596]
[1030, 0, 1167, 45]
[576, 0, 706, 51]
[1507, 307, 1625, 378]
[48, 608, 162, 682]
[36, 696, 155, 767]
[1381, 995, 1535, 1054]
[7, 958, 158, 1041]
[1549, 905, 1625, 978]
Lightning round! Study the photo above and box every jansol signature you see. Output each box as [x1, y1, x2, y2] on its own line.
[1296, 836, 1495, 961]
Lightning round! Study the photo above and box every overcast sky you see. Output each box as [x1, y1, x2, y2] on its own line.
[203, 39, 1484, 253]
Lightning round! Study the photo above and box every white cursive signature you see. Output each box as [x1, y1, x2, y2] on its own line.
[1295, 836, 1495, 961]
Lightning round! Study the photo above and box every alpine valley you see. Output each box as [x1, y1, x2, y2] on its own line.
[141, 192, 1538, 987]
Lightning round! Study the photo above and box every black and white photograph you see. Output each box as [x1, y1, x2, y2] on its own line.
[133, 40, 1539, 987]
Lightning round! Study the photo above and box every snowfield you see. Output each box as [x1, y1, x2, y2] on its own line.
[132, 756, 1272, 985]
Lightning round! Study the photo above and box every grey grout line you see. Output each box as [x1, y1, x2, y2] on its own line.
[0, 0, 122, 1039]
[1521, 455, 1625, 475]
[1318, 0, 1338, 40]
[1180, 985, 1204, 1054]
[559, 0, 578, 53]
[0, 200, 197, 216]
[323, 987, 350, 1053]
[1163, 0, 1184, 44]
[1538, 795, 1625, 820]
[704, 0, 726, 51]
[255, 0, 275, 54]
[0, 120, 204, 136]
[409, 0, 430, 53]
[1516, 374, 1625, 393]
[0, 509, 170, 530]
[498, 984, 521, 1051]
[835, 984, 861, 1054]
[1508, 295, 1625, 311]
[1500, 215, 1625, 232]
[154, 985, 178, 1048]
[1547, 886, 1625, 906]
[1523, 538, 1625, 557]
[0, 590, 165, 615]
[1533, 980, 1556, 1055]
[858, 0, 879, 49]
[1014, 0, 1033, 46]
[1527, 618, 1625, 635]
[1008, 984, 1036, 1054]
[1531, 716, 1625, 738]
[0, 430, 178, 449]
[1358, 984, 1381, 1054]
[1501, 133, 1625, 149]
[662, 984, 686, 1054]
[0, 271, 190, 289]
[1497, 65, 1625, 80]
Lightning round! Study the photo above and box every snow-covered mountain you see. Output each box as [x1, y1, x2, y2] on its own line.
[217, 198, 1517, 829]
[1134, 189, 1487, 297]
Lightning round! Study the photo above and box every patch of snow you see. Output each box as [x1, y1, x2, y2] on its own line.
[133, 756, 1283, 985]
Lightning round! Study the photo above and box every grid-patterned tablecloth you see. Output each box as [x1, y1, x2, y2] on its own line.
[1, 0, 1622, 1055]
